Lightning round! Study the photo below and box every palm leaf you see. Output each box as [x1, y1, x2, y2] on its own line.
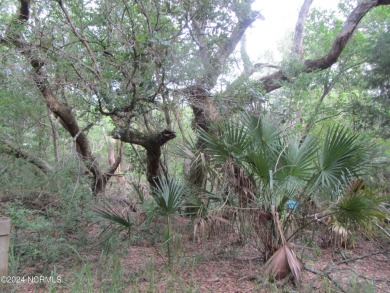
[244, 151, 272, 182]
[94, 205, 134, 229]
[265, 244, 290, 280]
[171, 135, 198, 161]
[265, 206, 302, 283]
[276, 135, 318, 182]
[199, 121, 250, 163]
[242, 113, 283, 155]
[333, 188, 388, 228]
[152, 176, 186, 217]
[315, 126, 366, 188]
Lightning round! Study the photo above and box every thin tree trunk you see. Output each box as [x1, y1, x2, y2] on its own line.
[173, 105, 187, 140]
[162, 93, 172, 130]
[108, 138, 126, 187]
[47, 107, 59, 165]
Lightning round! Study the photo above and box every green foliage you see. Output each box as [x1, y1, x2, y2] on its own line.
[332, 187, 389, 231]
[67, 255, 127, 293]
[200, 113, 371, 200]
[94, 205, 135, 233]
[315, 126, 368, 188]
[0, 0, 388, 288]
[5, 200, 66, 266]
[199, 121, 249, 163]
[151, 176, 187, 217]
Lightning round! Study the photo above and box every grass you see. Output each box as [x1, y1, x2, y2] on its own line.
[1, 188, 388, 293]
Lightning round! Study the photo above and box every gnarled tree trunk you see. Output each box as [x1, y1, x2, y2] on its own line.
[112, 128, 176, 188]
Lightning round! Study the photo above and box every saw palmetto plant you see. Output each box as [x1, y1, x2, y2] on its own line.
[327, 179, 389, 246]
[94, 175, 187, 267]
[151, 175, 187, 267]
[194, 112, 381, 280]
[94, 204, 135, 237]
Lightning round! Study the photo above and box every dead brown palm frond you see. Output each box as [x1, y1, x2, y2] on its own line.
[285, 243, 302, 283]
[330, 221, 350, 248]
[265, 206, 302, 283]
[265, 244, 290, 280]
[265, 243, 302, 281]
[193, 215, 232, 242]
[224, 161, 256, 206]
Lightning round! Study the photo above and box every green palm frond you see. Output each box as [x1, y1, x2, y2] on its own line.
[333, 188, 388, 228]
[276, 136, 318, 182]
[199, 128, 230, 162]
[172, 136, 214, 185]
[171, 136, 198, 161]
[94, 205, 134, 229]
[315, 126, 367, 188]
[242, 113, 283, 154]
[199, 121, 250, 163]
[245, 151, 272, 182]
[152, 176, 186, 217]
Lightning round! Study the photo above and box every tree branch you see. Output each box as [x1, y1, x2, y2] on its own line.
[0, 139, 53, 173]
[194, 2, 264, 88]
[112, 128, 176, 149]
[292, 0, 314, 58]
[198, 1, 263, 87]
[57, 0, 103, 81]
[216, 10, 262, 71]
[1, 0, 106, 196]
[259, 0, 390, 93]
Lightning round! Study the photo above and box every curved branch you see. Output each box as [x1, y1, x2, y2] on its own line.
[1, 0, 106, 196]
[112, 128, 176, 149]
[112, 128, 175, 187]
[57, 0, 103, 81]
[259, 0, 390, 93]
[216, 10, 263, 70]
[1, 139, 53, 173]
[199, 2, 263, 87]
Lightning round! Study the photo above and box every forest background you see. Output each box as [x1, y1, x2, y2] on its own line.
[0, 0, 389, 291]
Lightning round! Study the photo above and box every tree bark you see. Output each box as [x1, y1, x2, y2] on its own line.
[47, 108, 59, 165]
[260, 0, 390, 93]
[187, 0, 262, 132]
[0, 0, 121, 197]
[112, 128, 176, 187]
[0, 139, 53, 174]
[292, 0, 314, 58]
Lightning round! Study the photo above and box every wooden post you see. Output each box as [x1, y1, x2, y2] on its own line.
[0, 217, 11, 277]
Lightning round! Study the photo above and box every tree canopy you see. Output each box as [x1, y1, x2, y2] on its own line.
[0, 0, 389, 196]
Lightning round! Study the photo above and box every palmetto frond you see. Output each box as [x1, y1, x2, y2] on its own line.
[245, 151, 272, 182]
[275, 136, 318, 182]
[333, 188, 388, 228]
[152, 176, 186, 217]
[317, 177, 390, 244]
[242, 113, 283, 154]
[94, 205, 134, 230]
[172, 136, 214, 185]
[315, 126, 367, 188]
[172, 136, 199, 161]
[199, 121, 250, 163]
[265, 206, 302, 283]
